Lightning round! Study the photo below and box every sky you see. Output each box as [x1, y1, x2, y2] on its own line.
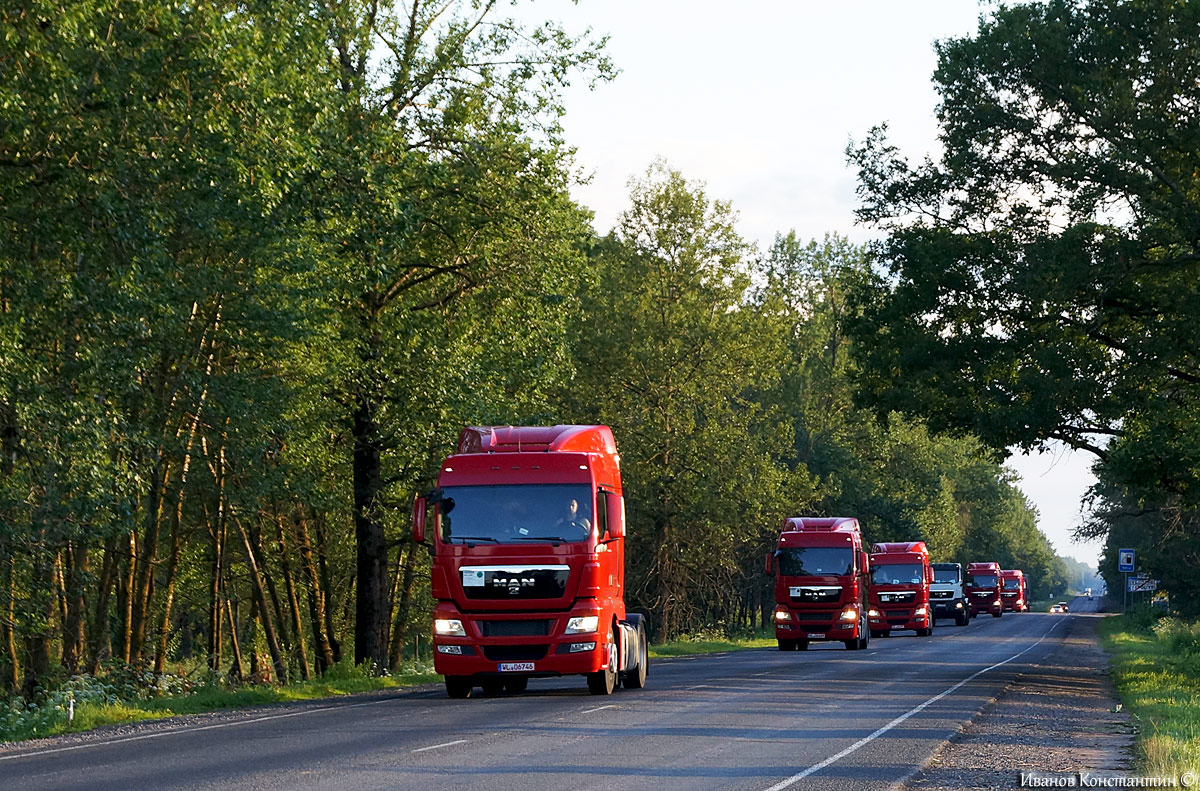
[515, 0, 1101, 566]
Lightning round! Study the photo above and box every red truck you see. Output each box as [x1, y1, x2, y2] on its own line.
[769, 517, 870, 651]
[413, 425, 648, 698]
[1000, 569, 1028, 612]
[867, 542, 934, 637]
[965, 561, 1004, 618]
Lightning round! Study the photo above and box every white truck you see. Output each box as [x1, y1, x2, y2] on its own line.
[930, 562, 970, 626]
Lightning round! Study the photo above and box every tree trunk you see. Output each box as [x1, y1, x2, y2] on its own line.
[2, 553, 19, 692]
[313, 513, 342, 664]
[233, 515, 289, 684]
[119, 531, 137, 664]
[153, 489, 185, 676]
[225, 595, 245, 681]
[352, 389, 388, 671]
[87, 535, 119, 674]
[388, 541, 420, 671]
[276, 513, 310, 680]
[21, 550, 56, 698]
[130, 458, 169, 664]
[61, 543, 89, 674]
[296, 512, 334, 674]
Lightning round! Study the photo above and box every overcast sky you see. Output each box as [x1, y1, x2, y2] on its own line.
[518, 0, 1101, 565]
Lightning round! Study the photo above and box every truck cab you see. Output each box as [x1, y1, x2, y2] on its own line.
[1000, 569, 1027, 612]
[930, 562, 970, 626]
[414, 425, 648, 698]
[769, 517, 870, 651]
[965, 561, 1004, 618]
[867, 542, 934, 637]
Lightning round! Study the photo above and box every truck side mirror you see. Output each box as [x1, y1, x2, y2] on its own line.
[412, 495, 427, 543]
[605, 492, 625, 539]
[859, 551, 869, 575]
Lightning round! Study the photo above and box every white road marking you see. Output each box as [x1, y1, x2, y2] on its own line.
[411, 739, 469, 753]
[761, 620, 1064, 791]
[686, 684, 709, 690]
[0, 695, 406, 762]
[580, 705, 616, 714]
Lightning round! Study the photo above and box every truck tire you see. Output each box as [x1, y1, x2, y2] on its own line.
[622, 616, 648, 689]
[587, 627, 618, 695]
[481, 679, 505, 696]
[778, 639, 797, 651]
[847, 614, 870, 650]
[796, 639, 809, 651]
[992, 610, 1002, 618]
[445, 676, 473, 699]
[955, 609, 969, 626]
[503, 677, 528, 693]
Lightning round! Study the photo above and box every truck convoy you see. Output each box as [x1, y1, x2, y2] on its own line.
[867, 542, 934, 637]
[1000, 569, 1028, 612]
[965, 561, 1004, 618]
[413, 425, 648, 698]
[769, 517, 871, 651]
[930, 562, 970, 626]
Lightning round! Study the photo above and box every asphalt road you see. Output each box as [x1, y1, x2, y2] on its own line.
[1, 599, 1095, 791]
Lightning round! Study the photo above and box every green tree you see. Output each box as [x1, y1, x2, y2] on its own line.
[569, 163, 795, 640]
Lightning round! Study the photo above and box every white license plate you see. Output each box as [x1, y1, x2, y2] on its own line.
[806, 633, 824, 639]
[498, 662, 534, 672]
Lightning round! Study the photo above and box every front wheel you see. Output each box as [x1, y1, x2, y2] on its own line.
[587, 628, 618, 695]
[503, 677, 528, 693]
[992, 610, 1002, 618]
[955, 609, 969, 626]
[623, 618, 648, 689]
[445, 676, 473, 699]
[778, 639, 797, 651]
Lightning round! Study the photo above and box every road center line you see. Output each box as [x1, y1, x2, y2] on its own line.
[412, 739, 469, 753]
[0, 695, 406, 763]
[686, 684, 709, 689]
[761, 620, 1065, 791]
[580, 704, 616, 714]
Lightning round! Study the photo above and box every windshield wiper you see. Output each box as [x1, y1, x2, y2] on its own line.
[515, 535, 566, 543]
[451, 535, 499, 543]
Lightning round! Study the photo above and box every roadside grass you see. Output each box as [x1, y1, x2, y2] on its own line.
[650, 631, 775, 657]
[1099, 612, 1200, 774]
[1, 662, 440, 744]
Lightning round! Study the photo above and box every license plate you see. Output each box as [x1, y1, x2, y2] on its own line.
[498, 662, 534, 672]
[806, 633, 824, 639]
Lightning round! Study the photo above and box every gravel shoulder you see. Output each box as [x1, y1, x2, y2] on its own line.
[900, 612, 1134, 790]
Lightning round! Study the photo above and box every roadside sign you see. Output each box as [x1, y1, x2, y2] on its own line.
[1128, 576, 1157, 593]
[1118, 549, 1135, 573]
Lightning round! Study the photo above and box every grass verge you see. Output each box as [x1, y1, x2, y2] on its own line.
[649, 632, 775, 658]
[1098, 612, 1200, 774]
[2, 665, 440, 744]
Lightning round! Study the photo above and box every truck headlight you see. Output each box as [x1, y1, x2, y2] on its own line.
[774, 608, 792, 622]
[954, 601, 963, 609]
[565, 616, 599, 634]
[868, 609, 881, 618]
[839, 607, 858, 622]
[434, 618, 466, 637]
[914, 606, 927, 617]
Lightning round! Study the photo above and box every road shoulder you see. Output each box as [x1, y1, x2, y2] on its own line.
[900, 614, 1134, 790]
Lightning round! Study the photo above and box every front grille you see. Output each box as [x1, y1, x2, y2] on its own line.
[480, 619, 551, 637]
[887, 618, 909, 626]
[794, 612, 835, 623]
[482, 644, 549, 662]
[462, 567, 569, 600]
[789, 587, 842, 603]
[930, 590, 954, 599]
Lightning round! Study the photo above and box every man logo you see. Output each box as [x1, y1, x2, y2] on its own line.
[491, 576, 535, 594]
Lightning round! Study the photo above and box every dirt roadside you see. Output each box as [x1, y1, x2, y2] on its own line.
[900, 613, 1134, 790]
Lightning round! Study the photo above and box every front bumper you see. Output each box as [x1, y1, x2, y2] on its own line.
[931, 599, 965, 616]
[969, 595, 1003, 615]
[774, 606, 861, 641]
[431, 605, 610, 678]
[868, 607, 930, 632]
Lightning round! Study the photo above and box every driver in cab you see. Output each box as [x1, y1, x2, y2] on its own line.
[556, 498, 592, 539]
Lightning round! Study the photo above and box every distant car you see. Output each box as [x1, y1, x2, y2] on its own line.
[1049, 603, 1064, 613]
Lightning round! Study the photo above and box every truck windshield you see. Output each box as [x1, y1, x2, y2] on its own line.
[1003, 578, 1021, 589]
[777, 547, 853, 576]
[872, 564, 924, 585]
[968, 574, 998, 588]
[438, 484, 593, 544]
[933, 568, 960, 584]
